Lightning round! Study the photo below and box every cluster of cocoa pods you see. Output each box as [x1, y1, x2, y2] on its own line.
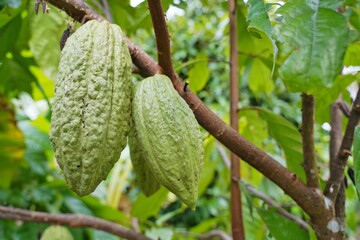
[50, 20, 204, 209]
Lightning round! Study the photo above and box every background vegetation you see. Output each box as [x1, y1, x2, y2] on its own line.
[0, 0, 360, 239]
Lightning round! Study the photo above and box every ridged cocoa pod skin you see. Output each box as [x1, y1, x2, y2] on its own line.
[50, 20, 132, 196]
[128, 126, 161, 196]
[132, 74, 204, 209]
[40, 225, 74, 240]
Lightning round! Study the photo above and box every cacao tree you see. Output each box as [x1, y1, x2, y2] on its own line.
[0, 0, 360, 240]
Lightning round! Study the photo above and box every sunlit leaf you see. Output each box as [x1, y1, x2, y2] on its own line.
[247, 58, 274, 93]
[344, 42, 360, 66]
[198, 137, 216, 196]
[188, 52, 210, 93]
[131, 187, 168, 221]
[258, 108, 305, 181]
[247, 0, 278, 73]
[274, 0, 349, 94]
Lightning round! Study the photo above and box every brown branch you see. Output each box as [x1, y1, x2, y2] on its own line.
[0, 205, 149, 240]
[46, 0, 326, 221]
[325, 89, 360, 201]
[329, 97, 345, 239]
[301, 94, 320, 189]
[146, 0, 175, 79]
[228, 0, 244, 238]
[216, 144, 310, 231]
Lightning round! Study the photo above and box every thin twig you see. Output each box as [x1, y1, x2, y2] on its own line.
[147, 0, 175, 78]
[228, 0, 244, 238]
[244, 183, 310, 231]
[46, 0, 326, 221]
[301, 94, 320, 189]
[0, 205, 149, 240]
[197, 230, 232, 240]
[101, 0, 113, 22]
[325, 89, 360, 201]
[216, 144, 309, 231]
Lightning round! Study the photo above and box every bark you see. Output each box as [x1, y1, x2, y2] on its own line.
[301, 94, 320, 189]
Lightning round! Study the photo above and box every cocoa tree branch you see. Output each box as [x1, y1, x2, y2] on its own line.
[0, 205, 149, 240]
[330, 98, 346, 238]
[46, 0, 325, 219]
[146, 0, 176, 78]
[228, 0, 244, 238]
[301, 94, 320, 189]
[325, 89, 360, 201]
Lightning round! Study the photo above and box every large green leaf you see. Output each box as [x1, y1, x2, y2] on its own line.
[344, 42, 360, 66]
[0, 13, 21, 59]
[315, 74, 357, 123]
[274, 0, 349, 94]
[29, 7, 67, 80]
[0, 5, 22, 28]
[258, 108, 305, 181]
[247, 0, 278, 73]
[188, 52, 210, 93]
[257, 207, 309, 240]
[353, 126, 360, 201]
[247, 58, 273, 93]
[131, 187, 168, 221]
[198, 137, 216, 196]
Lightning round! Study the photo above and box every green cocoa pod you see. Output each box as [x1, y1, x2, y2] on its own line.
[132, 74, 204, 209]
[40, 225, 74, 240]
[129, 126, 161, 196]
[50, 20, 132, 196]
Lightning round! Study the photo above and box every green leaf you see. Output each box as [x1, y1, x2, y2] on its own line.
[247, 58, 274, 93]
[13, 222, 38, 240]
[274, 0, 349, 95]
[198, 137, 216, 196]
[344, 42, 360, 66]
[81, 196, 131, 227]
[29, 7, 67, 80]
[64, 195, 94, 216]
[131, 187, 168, 221]
[190, 217, 220, 234]
[247, 0, 278, 74]
[258, 108, 305, 181]
[239, 109, 268, 149]
[257, 207, 309, 240]
[0, 5, 22, 28]
[319, 0, 345, 10]
[188, 52, 210, 93]
[353, 126, 360, 201]
[315, 74, 357, 123]
[0, 57, 36, 95]
[0, 13, 21, 59]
